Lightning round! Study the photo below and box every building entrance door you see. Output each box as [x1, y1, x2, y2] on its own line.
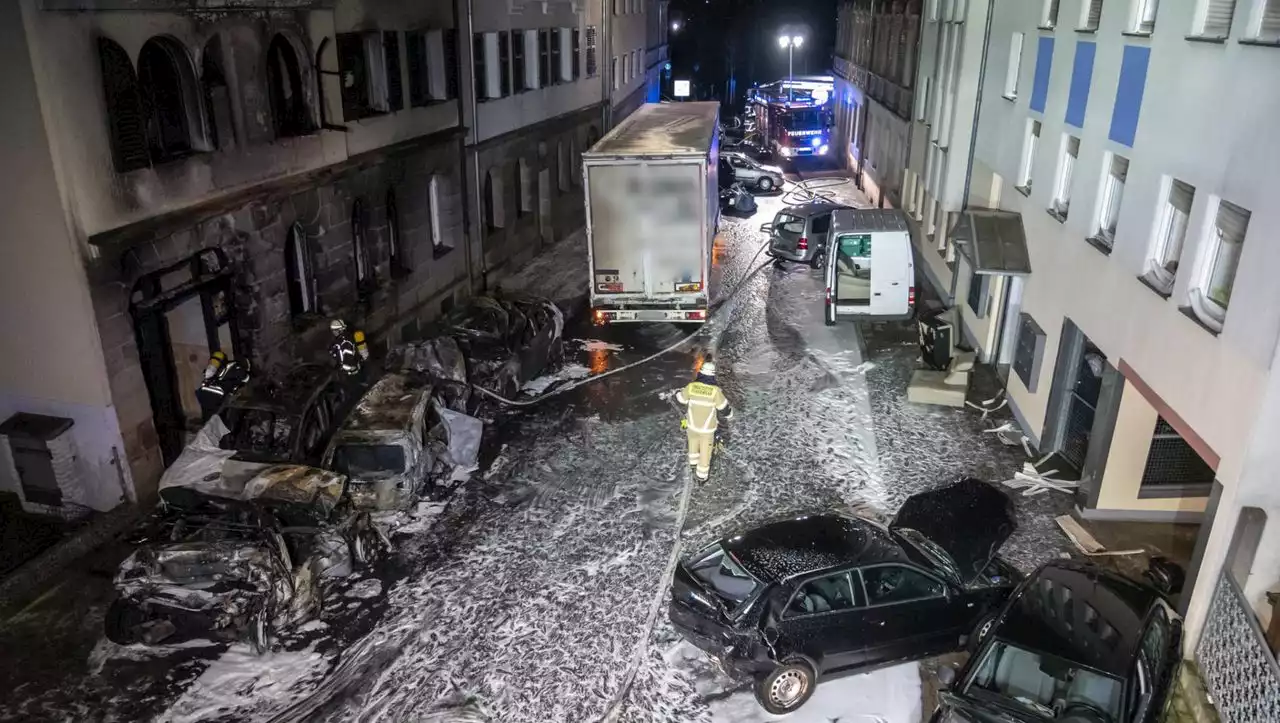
[128, 248, 238, 466]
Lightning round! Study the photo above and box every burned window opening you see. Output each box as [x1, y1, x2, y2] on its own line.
[98, 37, 149, 173]
[352, 198, 375, 297]
[268, 34, 312, 139]
[387, 189, 409, 277]
[285, 222, 316, 317]
[384, 31, 404, 111]
[201, 35, 233, 150]
[484, 167, 504, 232]
[138, 36, 210, 162]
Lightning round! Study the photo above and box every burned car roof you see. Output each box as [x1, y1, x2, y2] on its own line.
[722, 514, 910, 583]
[994, 561, 1162, 677]
[227, 363, 334, 415]
[337, 372, 434, 435]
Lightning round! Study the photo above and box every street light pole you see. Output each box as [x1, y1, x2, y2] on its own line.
[778, 35, 804, 102]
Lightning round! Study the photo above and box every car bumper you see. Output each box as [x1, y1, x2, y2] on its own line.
[667, 602, 774, 675]
[767, 247, 814, 262]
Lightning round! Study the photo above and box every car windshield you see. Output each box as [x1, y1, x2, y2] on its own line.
[688, 546, 762, 614]
[332, 444, 407, 478]
[222, 408, 295, 460]
[784, 109, 822, 129]
[968, 640, 1124, 722]
[895, 528, 963, 586]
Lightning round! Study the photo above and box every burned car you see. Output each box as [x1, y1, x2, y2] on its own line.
[930, 559, 1184, 723]
[669, 478, 1023, 715]
[396, 295, 563, 405]
[105, 419, 378, 651]
[322, 372, 483, 512]
[216, 363, 354, 466]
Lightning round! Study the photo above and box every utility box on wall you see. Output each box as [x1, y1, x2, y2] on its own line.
[0, 413, 90, 520]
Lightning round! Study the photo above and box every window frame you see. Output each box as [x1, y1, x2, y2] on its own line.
[1050, 134, 1080, 219]
[1017, 119, 1040, 192]
[1144, 176, 1194, 294]
[387, 188, 409, 277]
[858, 562, 949, 608]
[285, 221, 316, 317]
[1193, 0, 1238, 39]
[1003, 32, 1024, 100]
[781, 569, 862, 620]
[1079, 0, 1104, 30]
[1042, 0, 1062, 28]
[1131, 0, 1160, 33]
[1190, 197, 1249, 326]
[1094, 152, 1129, 247]
[428, 174, 449, 256]
[351, 198, 375, 297]
[1252, 0, 1280, 40]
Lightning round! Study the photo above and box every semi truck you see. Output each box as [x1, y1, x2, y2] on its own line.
[582, 102, 721, 324]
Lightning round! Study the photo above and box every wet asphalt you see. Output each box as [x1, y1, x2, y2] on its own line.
[0, 161, 1073, 723]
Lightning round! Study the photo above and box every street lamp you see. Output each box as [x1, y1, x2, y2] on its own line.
[671, 20, 681, 32]
[778, 35, 804, 101]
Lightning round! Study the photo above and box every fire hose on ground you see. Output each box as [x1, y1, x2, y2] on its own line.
[469, 175, 852, 409]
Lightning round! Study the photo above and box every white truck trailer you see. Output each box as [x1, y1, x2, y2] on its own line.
[582, 102, 721, 324]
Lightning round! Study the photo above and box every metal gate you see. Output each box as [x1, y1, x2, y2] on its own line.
[1196, 572, 1280, 722]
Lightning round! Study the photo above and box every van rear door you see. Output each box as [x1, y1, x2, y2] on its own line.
[870, 231, 912, 317]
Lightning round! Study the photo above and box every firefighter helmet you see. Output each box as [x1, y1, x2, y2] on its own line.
[330, 319, 347, 335]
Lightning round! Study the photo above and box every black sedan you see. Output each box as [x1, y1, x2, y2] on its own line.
[669, 478, 1024, 714]
[931, 559, 1183, 723]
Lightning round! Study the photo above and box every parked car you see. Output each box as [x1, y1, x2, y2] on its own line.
[930, 559, 1184, 723]
[669, 478, 1023, 715]
[721, 183, 758, 215]
[322, 372, 482, 512]
[763, 201, 850, 268]
[216, 363, 355, 466]
[724, 151, 786, 192]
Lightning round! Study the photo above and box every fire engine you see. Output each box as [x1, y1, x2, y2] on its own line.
[746, 77, 834, 160]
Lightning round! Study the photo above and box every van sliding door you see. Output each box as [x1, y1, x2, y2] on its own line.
[832, 233, 872, 314]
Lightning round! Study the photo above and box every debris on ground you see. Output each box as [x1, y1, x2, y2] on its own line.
[1055, 515, 1144, 556]
[1001, 461, 1081, 497]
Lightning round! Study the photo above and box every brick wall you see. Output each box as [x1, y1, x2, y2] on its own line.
[89, 135, 470, 497]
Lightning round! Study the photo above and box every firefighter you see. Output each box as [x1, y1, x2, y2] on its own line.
[675, 360, 734, 482]
[329, 319, 370, 376]
[195, 351, 229, 421]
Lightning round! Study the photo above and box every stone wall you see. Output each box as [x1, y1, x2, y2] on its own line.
[89, 134, 470, 496]
[471, 105, 603, 289]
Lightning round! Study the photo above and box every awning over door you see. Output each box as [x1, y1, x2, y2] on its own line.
[952, 209, 1031, 276]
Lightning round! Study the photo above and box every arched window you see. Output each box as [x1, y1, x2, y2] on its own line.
[484, 168, 505, 231]
[387, 189, 408, 276]
[202, 35, 232, 150]
[138, 36, 210, 161]
[285, 222, 316, 317]
[267, 34, 311, 138]
[516, 158, 532, 218]
[97, 37, 149, 172]
[352, 198, 373, 296]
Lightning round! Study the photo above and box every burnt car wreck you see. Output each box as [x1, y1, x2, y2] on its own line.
[105, 295, 562, 651]
[669, 478, 1023, 714]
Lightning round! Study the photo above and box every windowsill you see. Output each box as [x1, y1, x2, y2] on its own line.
[1002, 93, 1017, 102]
[1084, 235, 1113, 255]
[1136, 274, 1173, 300]
[1037, 24, 1056, 31]
[1046, 208, 1067, 223]
[1138, 482, 1214, 500]
[1185, 34, 1228, 44]
[1122, 30, 1154, 38]
[1014, 184, 1031, 197]
[1178, 305, 1222, 337]
[433, 245, 456, 260]
[1075, 27, 1098, 34]
[1238, 37, 1280, 48]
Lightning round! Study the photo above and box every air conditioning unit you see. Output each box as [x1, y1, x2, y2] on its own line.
[0, 413, 91, 520]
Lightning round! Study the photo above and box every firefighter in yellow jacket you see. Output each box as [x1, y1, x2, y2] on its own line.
[676, 361, 734, 482]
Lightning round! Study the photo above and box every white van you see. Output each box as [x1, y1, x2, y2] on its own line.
[824, 208, 915, 324]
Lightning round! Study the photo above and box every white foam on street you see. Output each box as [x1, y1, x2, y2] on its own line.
[521, 363, 592, 395]
[708, 663, 921, 723]
[157, 643, 329, 723]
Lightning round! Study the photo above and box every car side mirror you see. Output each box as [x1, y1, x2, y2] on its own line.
[759, 223, 774, 233]
[936, 664, 957, 689]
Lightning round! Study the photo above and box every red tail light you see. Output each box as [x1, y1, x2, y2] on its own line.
[798, 237, 809, 251]
[686, 310, 707, 320]
[824, 287, 831, 304]
[908, 287, 916, 306]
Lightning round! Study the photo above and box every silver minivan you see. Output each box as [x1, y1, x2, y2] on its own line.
[762, 201, 848, 267]
[723, 151, 785, 192]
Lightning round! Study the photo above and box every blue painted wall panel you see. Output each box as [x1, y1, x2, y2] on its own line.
[1109, 45, 1151, 148]
[1065, 41, 1096, 128]
[1030, 36, 1054, 113]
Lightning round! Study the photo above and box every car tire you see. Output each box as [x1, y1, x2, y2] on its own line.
[754, 660, 817, 715]
[248, 607, 271, 655]
[104, 598, 146, 646]
[757, 177, 775, 192]
[809, 249, 825, 269]
[824, 304, 836, 327]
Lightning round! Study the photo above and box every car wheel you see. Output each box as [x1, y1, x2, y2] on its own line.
[824, 303, 836, 327]
[754, 660, 817, 715]
[809, 249, 825, 269]
[249, 607, 271, 655]
[757, 177, 774, 192]
[104, 598, 146, 646]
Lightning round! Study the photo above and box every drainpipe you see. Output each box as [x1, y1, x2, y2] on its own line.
[462, 0, 485, 293]
[960, 0, 995, 211]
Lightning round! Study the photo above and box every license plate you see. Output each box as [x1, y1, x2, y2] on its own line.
[598, 282, 623, 292]
[638, 310, 667, 321]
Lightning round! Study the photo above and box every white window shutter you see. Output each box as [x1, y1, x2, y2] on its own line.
[1260, 0, 1280, 38]
[1110, 154, 1129, 183]
[1216, 201, 1249, 244]
[1169, 179, 1194, 214]
[1201, 0, 1237, 36]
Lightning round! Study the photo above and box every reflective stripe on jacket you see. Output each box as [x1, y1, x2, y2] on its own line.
[676, 381, 730, 433]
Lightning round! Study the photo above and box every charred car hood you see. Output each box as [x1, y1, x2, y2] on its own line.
[890, 478, 1016, 586]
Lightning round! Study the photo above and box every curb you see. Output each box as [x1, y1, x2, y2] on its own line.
[0, 502, 142, 619]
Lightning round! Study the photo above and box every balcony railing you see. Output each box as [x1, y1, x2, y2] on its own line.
[1195, 572, 1280, 723]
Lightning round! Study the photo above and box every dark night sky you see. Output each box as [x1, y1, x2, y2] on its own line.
[668, 0, 838, 107]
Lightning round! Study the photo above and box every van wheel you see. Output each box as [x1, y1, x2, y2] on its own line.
[757, 177, 775, 192]
[809, 250, 825, 269]
[824, 306, 836, 327]
[754, 660, 817, 715]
